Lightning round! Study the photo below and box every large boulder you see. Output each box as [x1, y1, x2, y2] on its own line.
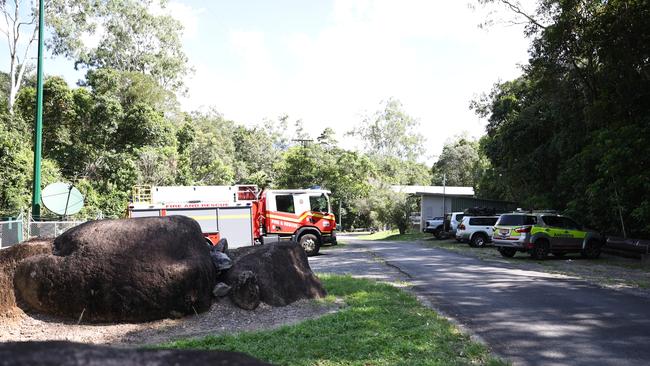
[0, 341, 272, 366]
[0, 238, 53, 318]
[225, 241, 326, 309]
[14, 216, 216, 322]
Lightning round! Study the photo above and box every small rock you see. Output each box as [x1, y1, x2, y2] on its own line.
[212, 283, 231, 297]
[230, 271, 260, 310]
[210, 250, 232, 272]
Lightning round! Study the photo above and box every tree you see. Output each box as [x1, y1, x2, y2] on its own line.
[350, 98, 425, 161]
[176, 111, 236, 185]
[232, 125, 277, 186]
[317, 127, 337, 148]
[0, 0, 190, 114]
[274, 145, 320, 189]
[362, 186, 417, 234]
[0, 0, 101, 113]
[473, 0, 650, 237]
[74, 0, 191, 92]
[432, 135, 481, 187]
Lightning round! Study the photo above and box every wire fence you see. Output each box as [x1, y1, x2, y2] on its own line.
[0, 213, 24, 249]
[0, 211, 98, 249]
[28, 219, 86, 239]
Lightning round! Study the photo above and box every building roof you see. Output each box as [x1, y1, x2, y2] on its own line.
[391, 185, 474, 196]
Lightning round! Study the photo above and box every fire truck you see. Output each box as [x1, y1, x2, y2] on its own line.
[127, 185, 337, 256]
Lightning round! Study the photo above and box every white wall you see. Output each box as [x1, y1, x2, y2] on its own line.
[419, 195, 453, 230]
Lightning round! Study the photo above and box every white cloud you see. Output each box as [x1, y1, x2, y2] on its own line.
[180, 0, 535, 161]
[150, 1, 203, 40]
[167, 1, 203, 40]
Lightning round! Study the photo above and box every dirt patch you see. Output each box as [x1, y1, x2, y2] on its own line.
[422, 238, 650, 296]
[0, 296, 340, 346]
[0, 238, 53, 319]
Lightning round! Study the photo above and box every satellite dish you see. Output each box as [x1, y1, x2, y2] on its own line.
[41, 182, 84, 216]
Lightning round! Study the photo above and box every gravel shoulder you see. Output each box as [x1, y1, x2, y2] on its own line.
[0, 294, 340, 346]
[420, 237, 650, 296]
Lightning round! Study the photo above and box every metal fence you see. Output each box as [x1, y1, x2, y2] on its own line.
[28, 219, 86, 239]
[0, 213, 24, 249]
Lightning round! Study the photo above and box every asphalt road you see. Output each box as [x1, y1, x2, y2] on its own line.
[310, 238, 650, 366]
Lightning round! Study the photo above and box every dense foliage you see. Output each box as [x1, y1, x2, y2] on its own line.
[474, 0, 650, 237]
[3, 0, 646, 239]
[0, 66, 431, 230]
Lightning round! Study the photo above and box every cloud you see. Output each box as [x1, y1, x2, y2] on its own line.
[180, 0, 535, 161]
[150, 1, 203, 40]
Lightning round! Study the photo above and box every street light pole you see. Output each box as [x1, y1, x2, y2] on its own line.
[31, 0, 45, 219]
[442, 173, 446, 217]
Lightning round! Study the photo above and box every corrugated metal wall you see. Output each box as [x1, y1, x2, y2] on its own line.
[451, 197, 518, 213]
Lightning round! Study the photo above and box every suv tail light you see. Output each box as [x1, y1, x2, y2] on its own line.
[515, 226, 532, 233]
[458, 223, 466, 230]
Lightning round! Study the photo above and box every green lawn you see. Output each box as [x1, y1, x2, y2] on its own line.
[160, 275, 505, 366]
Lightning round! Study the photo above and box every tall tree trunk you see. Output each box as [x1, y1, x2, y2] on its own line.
[2, 0, 38, 114]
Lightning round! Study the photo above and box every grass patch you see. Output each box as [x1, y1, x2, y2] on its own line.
[354, 230, 431, 242]
[160, 275, 505, 366]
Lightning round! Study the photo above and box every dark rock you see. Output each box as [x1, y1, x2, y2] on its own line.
[226, 241, 326, 308]
[211, 248, 233, 272]
[213, 282, 231, 297]
[0, 238, 53, 318]
[13, 216, 216, 322]
[0, 341, 273, 366]
[230, 270, 260, 310]
[214, 238, 229, 252]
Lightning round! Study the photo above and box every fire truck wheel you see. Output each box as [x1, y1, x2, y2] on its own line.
[299, 233, 320, 256]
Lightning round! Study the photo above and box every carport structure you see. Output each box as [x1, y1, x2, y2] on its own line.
[392, 185, 517, 231]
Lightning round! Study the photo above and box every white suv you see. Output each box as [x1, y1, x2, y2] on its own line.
[456, 216, 500, 247]
[445, 212, 466, 238]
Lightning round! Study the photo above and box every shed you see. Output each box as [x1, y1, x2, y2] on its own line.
[392, 186, 517, 231]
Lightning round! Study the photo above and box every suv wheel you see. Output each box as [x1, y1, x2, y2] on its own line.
[498, 247, 517, 258]
[581, 240, 602, 259]
[433, 228, 442, 239]
[531, 239, 549, 260]
[469, 234, 488, 248]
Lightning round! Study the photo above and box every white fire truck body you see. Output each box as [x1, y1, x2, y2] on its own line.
[127, 185, 336, 255]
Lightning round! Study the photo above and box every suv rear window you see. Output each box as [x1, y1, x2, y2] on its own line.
[497, 214, 537, 226]
[469, 217, 498, 226]
[454, 214, 465, 222]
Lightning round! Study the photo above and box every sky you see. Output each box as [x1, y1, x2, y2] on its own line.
[2, 0, 536, 163]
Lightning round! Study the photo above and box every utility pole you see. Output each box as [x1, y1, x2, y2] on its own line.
[442, 173, 446, 217]
[292, 139, 313, 147]
[31, 0, 45, 219]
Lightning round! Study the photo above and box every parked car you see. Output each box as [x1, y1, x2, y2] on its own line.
[456, 216, 500, 247]
[444, 212, 465, 240]
[410, 212, 422, 226]
[423, 217, 445, 238]
[492, 212, 604, 259]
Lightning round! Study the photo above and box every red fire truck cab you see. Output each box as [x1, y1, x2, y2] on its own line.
[127, 185, 336, 256]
